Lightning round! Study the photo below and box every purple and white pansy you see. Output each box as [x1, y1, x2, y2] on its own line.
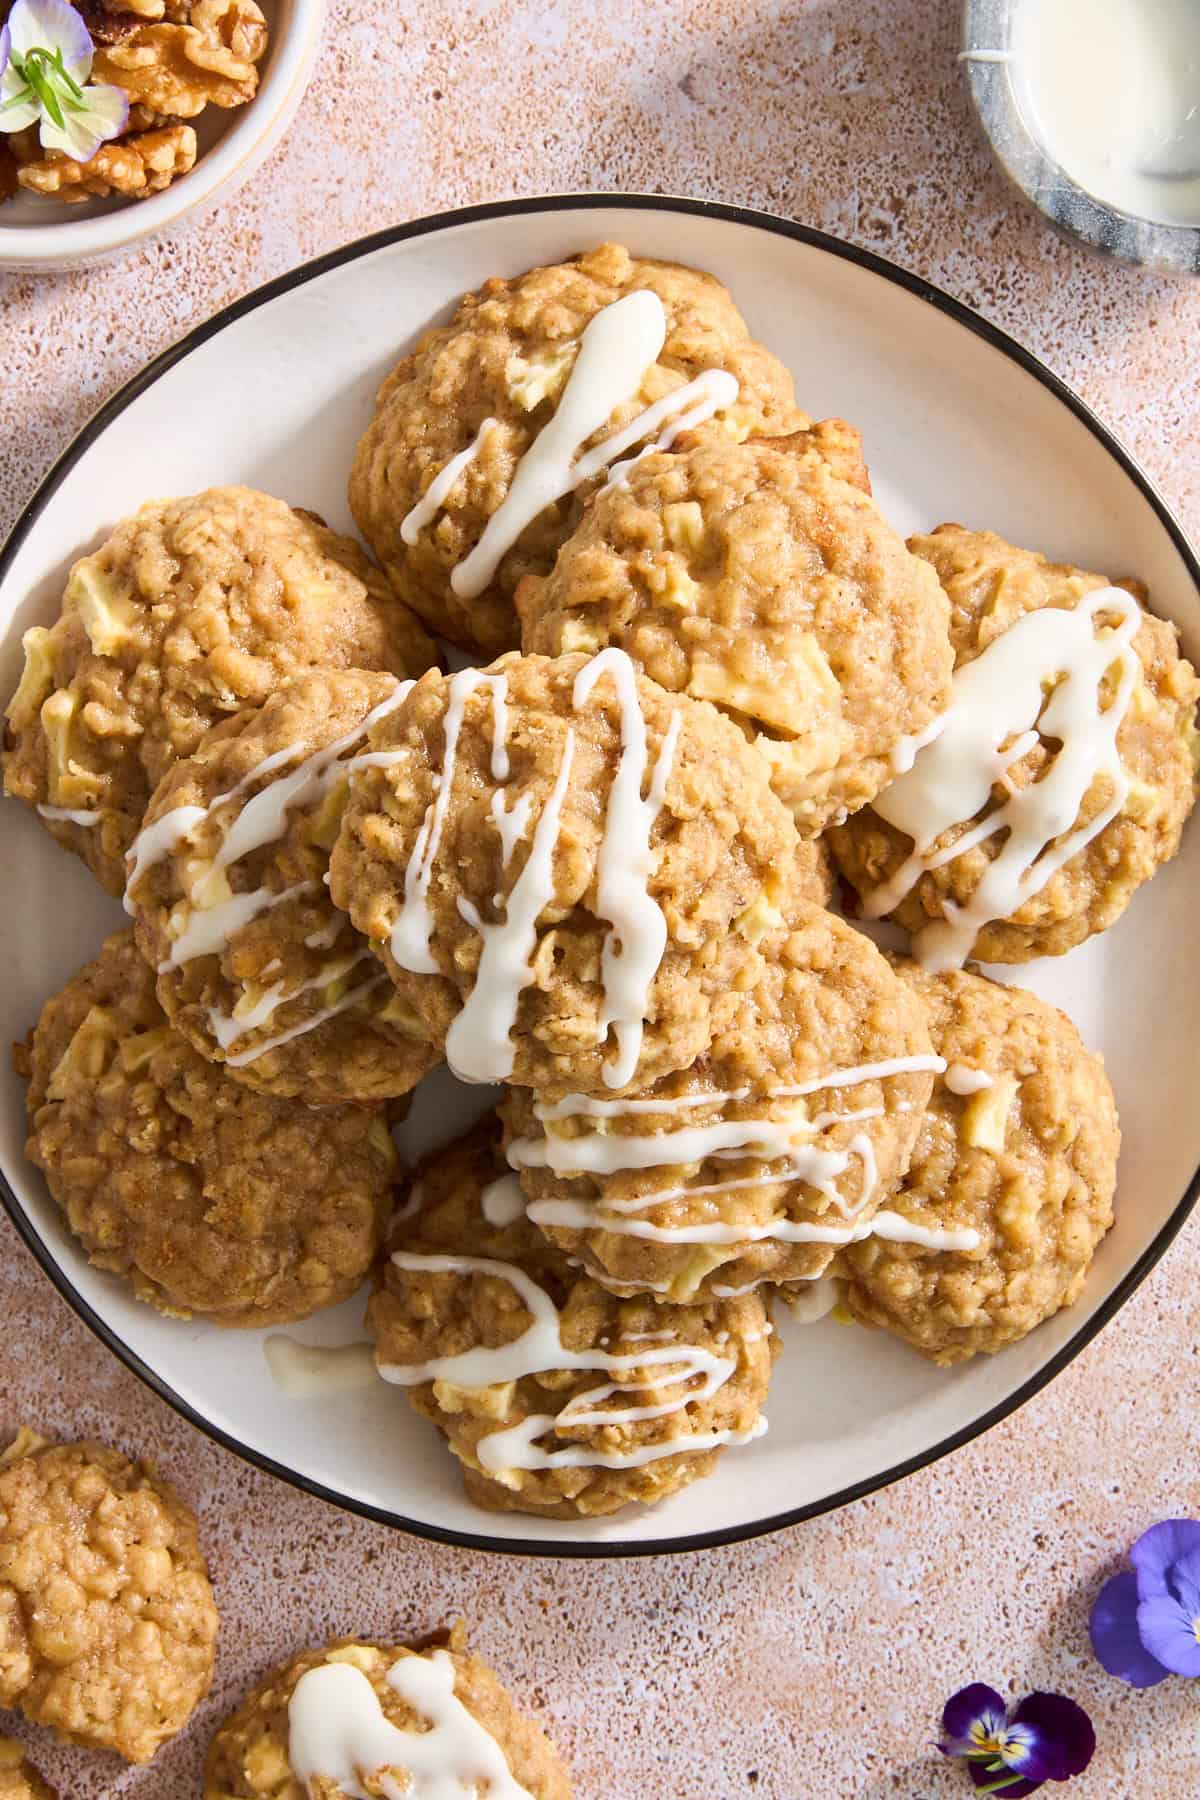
[0, 0, 127, 162]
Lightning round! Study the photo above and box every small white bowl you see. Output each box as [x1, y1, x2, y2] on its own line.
[0, 0, 324, 272]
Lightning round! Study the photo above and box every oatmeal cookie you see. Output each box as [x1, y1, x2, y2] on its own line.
[0, 1741, 55, 1800]
[204, 1623, 571, 1798]
[503, 893, 936, 1301]
[329, 650, 800, 1097]
[840, 961, 1119, 1362]
[518, 430, 951, 832]
[0, 1433, 217, 1764]
[3, 486, 437, 897]
[349, 242, 805, 657]
[830, 524, 1200, 963]
[369, 1118, 774, 1519]
[127, 671, 440, 1103]
[22, 931, 396, 1327]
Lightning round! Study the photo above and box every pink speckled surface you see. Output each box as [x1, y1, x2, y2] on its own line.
[3, 2, 1200, 1795]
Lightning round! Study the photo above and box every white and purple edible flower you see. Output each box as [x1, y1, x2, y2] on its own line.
[1091, 1516, 1200, 1687]
[938, 1682, 1095, 1795]
[0, 0, 127, 162]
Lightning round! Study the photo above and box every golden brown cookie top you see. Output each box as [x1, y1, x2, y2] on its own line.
[205, 1624, 572, 1798]
[840, 959, 1119, 1363]
[502, 895, 938, 1303]
[127, 669, 440, 1103]
[830, 523, 1200, 965]
[330, 649, 800, 1098]
[24, 930, 396, 1327]
[349, 243, 806, 657]
[518, 428, 950, 832]
[0, 1433, 217, 1765]
[3, 485, 436, 896]
[368, 1118, 774, 1519]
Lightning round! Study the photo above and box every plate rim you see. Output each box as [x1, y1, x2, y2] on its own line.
[3, 189, 1199, 1560]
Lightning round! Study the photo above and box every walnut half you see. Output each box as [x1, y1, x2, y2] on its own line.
[16, 124, 198, 201]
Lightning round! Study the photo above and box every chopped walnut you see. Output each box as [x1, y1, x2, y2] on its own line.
[74, 0, 149, 44]
[189, 0, 268, 64]
[16, 125, 197, 201]
[92, 16, 261, 117]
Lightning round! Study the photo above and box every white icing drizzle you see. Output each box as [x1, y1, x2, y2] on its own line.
[123, 681, 412, 908]
[264, 1337, 380, 1399]
[526, 1197, 979, 1253]
[598, 367, 740, 492]
[158, 879, 317, 971]
[864, 587, 1141, 970]
[764, 1053, 947, 1098]
[944, 1062, 995, 1096]
[509, 1110, 840, 1176]
[487, 671, 511, 781]
[443, 730, 575, 1083]
[888, 714, 949, 777]
[400, 418, 497, 548]
[122, 805, 206, 911]
[489, 787, 535, 866]
[480, 1174, 527, 1227]
[450, 290, 667, 599]
[37, 804, 101, 827]
[574, 649, 679, 1089]
[288, 1651, 535, 1800]
[219, 972, 386, 1067]
[377, 1250, 762, 1474]
[305, 916, 345, 951]
[536, 1087, 751, 1121]
[390, 669, 493, 975]
[208, 951, 373, 1049]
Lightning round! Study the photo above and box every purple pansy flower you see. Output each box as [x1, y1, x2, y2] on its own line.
[0, 0, 128, 163]
[1091, 1517, 1200, 1686]
[939, 1683, 1096, 1795]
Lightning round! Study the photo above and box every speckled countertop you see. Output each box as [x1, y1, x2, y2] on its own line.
[2, 2, 1200, 1795]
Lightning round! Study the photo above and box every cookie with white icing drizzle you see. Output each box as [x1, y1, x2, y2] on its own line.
[830, 524, 1200, 967]
[517, 424, 953, 834]
[840, 959, 1119, 1364]
[126, 670, 441, 1103]
[2, 487, 436, 898]
[368, 1118, 775, 1519]
[502, 890, 941, 1303]
[349, 243, 805, 656]
[330, 649, 800, 1098]
[204, 1623, 572, 1800]
[20, 931, 397, 1327]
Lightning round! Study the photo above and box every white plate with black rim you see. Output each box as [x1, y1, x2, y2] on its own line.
[3, 195, 1198, 1557]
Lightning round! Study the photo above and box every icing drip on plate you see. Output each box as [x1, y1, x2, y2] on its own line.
[863, 587, 1142, 970]
[288, 1651, 535, 1800]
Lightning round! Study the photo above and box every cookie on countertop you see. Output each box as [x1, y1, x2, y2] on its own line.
[0, 1430, 217, 1765]
[205, 1622, 571, 1798]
